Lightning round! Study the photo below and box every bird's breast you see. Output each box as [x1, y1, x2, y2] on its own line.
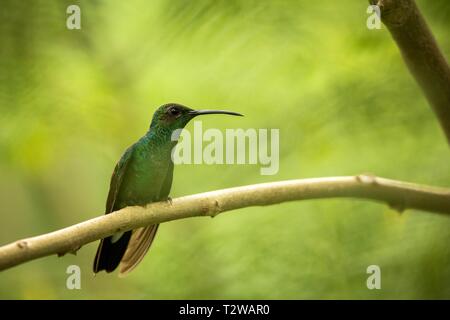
[116, 140, 174, 207]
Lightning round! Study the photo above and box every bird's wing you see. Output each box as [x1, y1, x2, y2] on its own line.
[118, 224, 159, 276]
[118, 162, 174, 276]
[92, 146, 134, 273]
[105, 145, 135, 213]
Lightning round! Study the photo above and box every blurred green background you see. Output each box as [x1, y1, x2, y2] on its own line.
[0, 0, 449, 299]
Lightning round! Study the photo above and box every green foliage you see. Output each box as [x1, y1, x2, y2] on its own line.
[0, 0, 449, 299]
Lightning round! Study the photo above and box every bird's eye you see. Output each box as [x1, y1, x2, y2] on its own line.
[169, 107, 180, 116]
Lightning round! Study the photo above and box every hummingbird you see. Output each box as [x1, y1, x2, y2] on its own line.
[93, 103, 242, 275]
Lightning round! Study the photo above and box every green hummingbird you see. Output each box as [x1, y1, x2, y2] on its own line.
[93, 103, 242, 275]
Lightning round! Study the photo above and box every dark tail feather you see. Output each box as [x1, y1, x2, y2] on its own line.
[93, 231, 132, 273]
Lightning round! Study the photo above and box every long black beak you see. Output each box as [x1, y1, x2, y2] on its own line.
[188, 109, 243, 117]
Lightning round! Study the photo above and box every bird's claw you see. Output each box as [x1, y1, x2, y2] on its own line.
[166, 197, 173, 205]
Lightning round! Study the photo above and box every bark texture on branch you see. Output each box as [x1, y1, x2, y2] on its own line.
[369, 0, 450, 143]
[0, 175, 449, 272]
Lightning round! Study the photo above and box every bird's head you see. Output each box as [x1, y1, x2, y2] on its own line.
[150, 103, 243, 131]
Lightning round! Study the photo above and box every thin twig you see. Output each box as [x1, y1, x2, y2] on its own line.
[0, 175, 449, 271]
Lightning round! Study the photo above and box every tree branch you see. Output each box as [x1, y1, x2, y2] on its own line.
[369, 0, 450, 143]
[0, 175, 449, 272]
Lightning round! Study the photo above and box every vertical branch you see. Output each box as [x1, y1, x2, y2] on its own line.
[370, 0, 450, 143]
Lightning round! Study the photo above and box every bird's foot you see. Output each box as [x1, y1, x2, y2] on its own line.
[166, 197, 173, 205]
